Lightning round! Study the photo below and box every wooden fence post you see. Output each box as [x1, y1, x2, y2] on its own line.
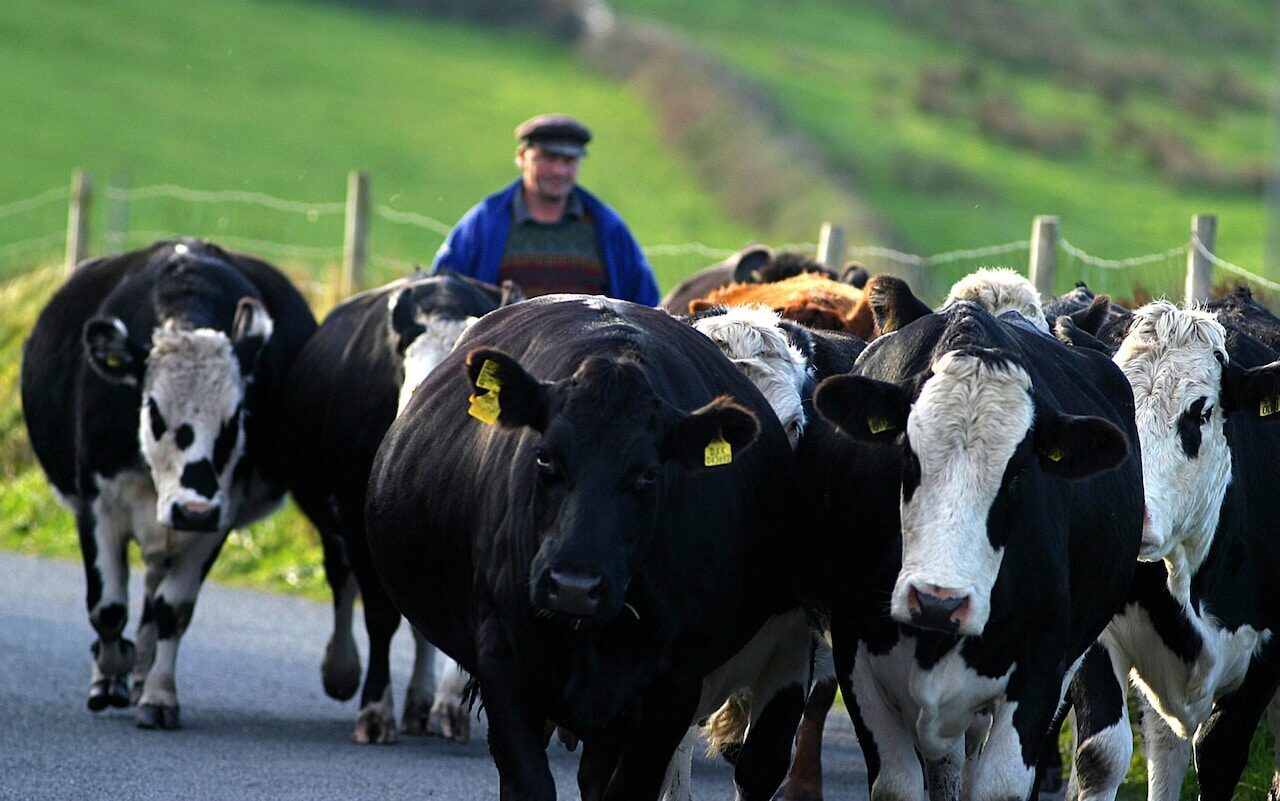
[816, 222, 846, 269]
[342, 170, 370, 297]
[64, 168, 93, 274]
[1029, 215, 1058, 299]
[1185, 214, 1216, 305]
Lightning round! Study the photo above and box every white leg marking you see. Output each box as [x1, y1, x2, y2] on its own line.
[1140, 693, 1191, 801]
[428, 654, 472, 743]
[401, 627, 437, 736]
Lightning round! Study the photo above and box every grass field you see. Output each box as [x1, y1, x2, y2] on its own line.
[609, 0, 1279, 296]
[0, 0, 759, 285]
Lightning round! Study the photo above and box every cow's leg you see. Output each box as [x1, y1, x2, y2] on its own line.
[1193, 656, 1280, 801]
[924, 741, 965, 801]
[967, 693, 1043, 801]
[785, 673, 837, 801]
[1138, 693, 1189, 801]
[842, 641, 924, 801]
[657, 727, 696, 801]
[135, 531, 224, 729]
[603, 680, 701, 801]
[129, 549, 167, 705]
[429, 653, 473, 743]
[1065, 642, 1131, 801]
[733, 627, 810, 801]
[400, 627, 436, 735]
[79, 499, 133, 712]
[1267, 690, 1280, 801]
[477, 619, 555, 801]
[579, 735, 623, 801]
[321, 562, 360, 702]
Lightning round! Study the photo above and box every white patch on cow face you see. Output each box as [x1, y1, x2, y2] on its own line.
[396, 315, 478, 416]
[692, 306, 809, 448]
[1113, 302, 1230, 565]
[139, 326, 246, 530]
[943, 267, 1048, 333]
[892, 350, 1034, 636]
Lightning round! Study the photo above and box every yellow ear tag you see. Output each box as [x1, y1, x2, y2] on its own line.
[704, 431, 733, 467]
[476, 359, 502, 392]
[468, 359, 503, 424]
[106, 353, 122, 369]
[1046, 446, 1064, 462]
[867, 416, 894, 435]
[1261, 395, 1277, 418]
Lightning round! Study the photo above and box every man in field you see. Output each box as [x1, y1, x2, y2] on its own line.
[431, 114, 660, 305]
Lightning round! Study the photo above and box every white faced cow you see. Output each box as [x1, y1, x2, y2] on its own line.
[1062, 301, 1280, 799]
[20, 238, 316, 728]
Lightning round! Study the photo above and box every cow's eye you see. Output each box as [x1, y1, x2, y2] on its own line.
[634, 466, 660, 491]
[534, 449, 556, 475]
[785, 419, 803, 438]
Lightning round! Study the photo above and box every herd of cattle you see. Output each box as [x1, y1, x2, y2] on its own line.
[18, 236, 1280, 801]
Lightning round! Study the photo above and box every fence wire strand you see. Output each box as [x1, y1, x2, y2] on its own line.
[1061, 239, 1186, 270]
[1192, 234, 1280, 292]
[106, 185, 346, 216]
[0, 186, 69, 220]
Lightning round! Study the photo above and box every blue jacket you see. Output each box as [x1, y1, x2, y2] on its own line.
[430, 180, 660, 306]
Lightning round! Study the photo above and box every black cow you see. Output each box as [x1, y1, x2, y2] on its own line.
[660, 244, 835, 315]
[805, 274, 1142, 799]
[1057, 300, 1280, 799]
[21, 238, 316, 728]
[279, 270, 521, 744]
[365, 295, 799, 799]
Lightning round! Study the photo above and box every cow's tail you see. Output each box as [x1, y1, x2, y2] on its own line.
[701, 689, 752, 758]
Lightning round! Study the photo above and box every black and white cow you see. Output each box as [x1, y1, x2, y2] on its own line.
[20, 238, 316, 728]
[365, 295, 801, 799]
[1059, 300, 1280, 799]
[806, 273, 1142, 800]
[279, 270, 521, 744]
[634, 305, 866, 801]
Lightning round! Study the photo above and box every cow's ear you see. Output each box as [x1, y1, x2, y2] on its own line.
[732, 245, 773, 284]
[1220, 358, 1280, 420]
[388, 287, 426, 355]
[688, 299, 716, 315]
[814, 374, 910, 442]
[232, 297, 274, 376]
[660, 396, 760, 469]
[1033, 411, 1128, 479]
[464, 348, 549, 431]
[1053, 316, 1112, 354]
[866, 274, 931, 336]
[1066, 294, 1113, 337]
[83, 316, 148, 384]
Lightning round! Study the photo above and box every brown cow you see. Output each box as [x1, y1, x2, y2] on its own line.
[690, 272, 874, 339]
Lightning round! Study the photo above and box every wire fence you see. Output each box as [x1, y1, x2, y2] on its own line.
[2, 181, 1276, 307]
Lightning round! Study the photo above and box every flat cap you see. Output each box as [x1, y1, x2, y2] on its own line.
[515, 114, 591, 157]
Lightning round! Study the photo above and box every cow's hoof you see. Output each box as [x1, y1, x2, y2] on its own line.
[87, 677, 129, 711]
[428, 700, 471, 744]
[92, 638, 136, 677]
[320, 639, 360, 701]
[136, 703, 181, 730]
[353, 706, 397, 744]
[400, 692, 434, 736]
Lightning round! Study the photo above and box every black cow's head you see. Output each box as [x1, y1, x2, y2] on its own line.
[83, 297, 273, 533]
[463, 347, 759, 622]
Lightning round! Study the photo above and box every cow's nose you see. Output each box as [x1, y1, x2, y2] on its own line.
[170, 501, 221, 533]
[545, 570, 603, 617]
[906, 584, 971, 633]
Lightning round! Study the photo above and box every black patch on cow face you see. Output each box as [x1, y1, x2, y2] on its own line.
[180, 460, 219, 499]
[212, 407, 241, 473]
[174, 424, 194, 451]
[148, 398, 167, 440]
[1176, 397, 1209, 459]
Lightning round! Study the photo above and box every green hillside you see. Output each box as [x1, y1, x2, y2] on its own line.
[609, 0, 1278, 296]
[0, 0, 758, 285]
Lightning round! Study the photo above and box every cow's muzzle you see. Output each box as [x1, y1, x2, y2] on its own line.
[169, 501, 221, 533]
[905, 583, 971, 634]
[542, 570, 604, 618]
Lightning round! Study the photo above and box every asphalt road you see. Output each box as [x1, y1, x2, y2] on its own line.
[0, 550, 869, 800]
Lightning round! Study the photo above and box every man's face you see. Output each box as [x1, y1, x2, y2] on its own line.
[518, 145, 581, 203]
